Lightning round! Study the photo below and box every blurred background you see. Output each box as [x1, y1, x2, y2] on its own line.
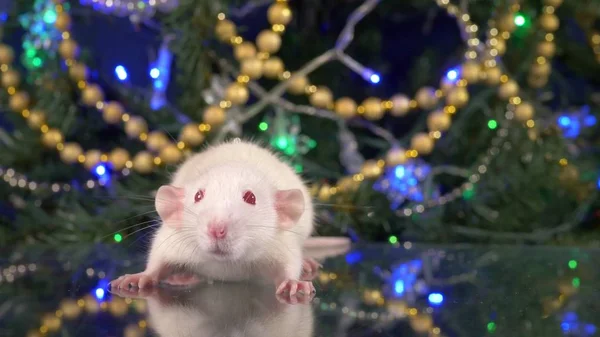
[1, 0, 600, 248]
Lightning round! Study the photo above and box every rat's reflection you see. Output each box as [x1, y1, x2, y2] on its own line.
[112, 279, 315, 337]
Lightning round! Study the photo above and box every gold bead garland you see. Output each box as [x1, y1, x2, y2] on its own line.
[214, 1, 486, 176]
[0, 262, 37, 284]
[588, 30, 600, 63]
[307, 1, 537, 205]
[0, 51, 133, 176]
[0, 2, 217, 176]
[480, 2, 520, 83]
[53, 4, 191, 169]
[212, 1, 292, 123]
[0, 166, 116, 193]
[527, 1, 562, 88]
[213, 0, 483, 125]
[53, 2, 216, 169]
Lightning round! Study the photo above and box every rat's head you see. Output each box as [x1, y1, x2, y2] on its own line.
[155, 164, 305, 261]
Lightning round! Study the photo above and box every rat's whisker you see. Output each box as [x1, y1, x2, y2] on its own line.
[100, 218, 160, 241]
[127, 228, 158, 248]
[96, 194, 157, 202]
[114, 209, 159, 225]
[101, 219, 159, 240]
[162, 127, 178, 144]
[312, 202, 374, 210]
[123, 222, 162, 239]
[155, 230, 187, 251]
[250, 225, 304, 237]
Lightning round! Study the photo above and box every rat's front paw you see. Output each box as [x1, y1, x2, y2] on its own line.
[276, 279, 316, 296]
[109, 284, 157, 299]
[110, 272, 157, 289]
[276, 288, 315, 305]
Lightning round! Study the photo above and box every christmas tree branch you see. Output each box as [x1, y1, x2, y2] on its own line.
[334, 0, 379, 51]
[238, 49, 336, 123]
[211, 52, 397, 146]
[229, 0, 273, 18]
[238, 0, 381, 123]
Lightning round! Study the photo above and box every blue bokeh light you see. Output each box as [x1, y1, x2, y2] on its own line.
[345, 251, 362, 265]
[150, 42, 174, 110]
[585, 115, 597, 126]
[446, 68, 459, 81]
[388, 259, 422, 298]
[93, 278, 109, 301]
[115, 65, 128, 81]
[94, 164, 106, 176]
[94, 287, 105, 300]
[92, 163, 111, 186]
[585, 324, 597, 335]
[395, 166, 405, 179]
[557, 106, 595, 139]
[558, 115, 570, 127]
[428, 292, 444, 305]
[394, 280, 405, 295]
[370, 73, 381, 84]
[149, 68, 160, 79]
[373, 160, 436, 209]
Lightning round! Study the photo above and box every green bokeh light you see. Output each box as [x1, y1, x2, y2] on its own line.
[487, 119, 498, 129]
[568, 260, 578, 269]
[572, 277, 580, 288]
[114, 233, 123, 242]
[487, 322, 497, 333]
[284, 144, 296, 155]
[43, 10, 57, 24]
[258, 122, 268, 131]
[462, 186, 475, 200]
[32, 57, 42, 67]
[388, 235, 398, 244]
[514, 14, 526, 26]
[275, 136, 288, 150]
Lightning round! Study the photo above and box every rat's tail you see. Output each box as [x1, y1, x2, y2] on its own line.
[303, 236, 351, 249]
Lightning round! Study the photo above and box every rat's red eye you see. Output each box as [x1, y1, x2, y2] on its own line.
[243, 190, 256, 205]
[194, 189, 205, 203]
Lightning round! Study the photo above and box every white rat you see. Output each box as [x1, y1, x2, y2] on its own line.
[111, 139, 326, 295]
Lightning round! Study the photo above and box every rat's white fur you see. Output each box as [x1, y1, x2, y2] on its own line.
[144, 139, 314, 284]
[146, 282, 314, 337]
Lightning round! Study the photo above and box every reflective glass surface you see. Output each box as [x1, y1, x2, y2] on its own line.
[1, 244, 598, 337]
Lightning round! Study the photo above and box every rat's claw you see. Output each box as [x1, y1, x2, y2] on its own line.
[111, 272, 157, 290]
[109, 275, 127, 289]
[289, 281, 298, 296]
[276, 280, 289, 295]
[276, 279, 316, 296]
[276, 280, 316, 305]
[110, 285, 154, 299]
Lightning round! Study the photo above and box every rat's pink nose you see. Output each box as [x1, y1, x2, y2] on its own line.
[208, 223, 227, 239]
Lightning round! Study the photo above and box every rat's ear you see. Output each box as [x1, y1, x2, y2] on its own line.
[275, 189, 305, 229]
[155, 185, 185, 229]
